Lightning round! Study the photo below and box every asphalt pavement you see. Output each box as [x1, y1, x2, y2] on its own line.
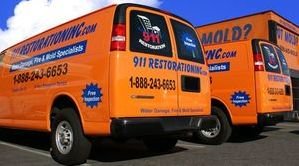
[0, 122, 299, 166]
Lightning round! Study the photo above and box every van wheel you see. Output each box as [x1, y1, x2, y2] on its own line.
[194, 106, 232, 145]
[50, 108, 91, 165]
[143, 137, 177, 152]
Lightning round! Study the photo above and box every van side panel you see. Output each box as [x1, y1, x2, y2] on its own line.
[196, 11, 299, 72]
[269, 14, 299, 71]
[197, 11, 298, 119]
[0, 6, 116, 134]
[0, 54, 11, 123]
[269, 15, 299, 116]
[206, 41, 257, 125]
[274, 24, 299, 70]
[196, 14, 270, 46]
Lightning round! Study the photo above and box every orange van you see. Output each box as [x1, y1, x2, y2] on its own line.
[0, 3, 215, 165]
[193, 39, 293, 144]
[196, 11, 299, 120]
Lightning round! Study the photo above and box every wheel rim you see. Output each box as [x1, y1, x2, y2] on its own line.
[200, 118, 221, 138]
[55, 121, 73, 154]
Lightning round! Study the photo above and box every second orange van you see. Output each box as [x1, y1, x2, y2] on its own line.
[194, 39, 293, 144]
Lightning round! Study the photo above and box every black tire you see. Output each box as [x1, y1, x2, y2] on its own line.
[50, 107, 91, 165]
[194, 106, 232, 145]
[143, 137, 178, 152]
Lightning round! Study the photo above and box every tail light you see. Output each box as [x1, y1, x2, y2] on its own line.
[110, 24, 126, 51]
[254, 53, 264, 71]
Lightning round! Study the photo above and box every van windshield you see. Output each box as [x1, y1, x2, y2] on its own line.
[275, 47, 290, 76]
[171, 19, 204, 64]
[261, 44, 281, 74]
[130, 10, 172, 57]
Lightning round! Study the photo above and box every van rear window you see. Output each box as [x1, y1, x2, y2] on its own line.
[261, 44, 281, 74]
[171, 19, 204, 64]
[275, 48, 290, 76]
[130, 10, 172, 57]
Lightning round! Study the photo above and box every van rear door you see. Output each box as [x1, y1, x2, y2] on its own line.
[253, 40, 293, 114]
[109, 6, 178, 118]
[169, 19, 210, 116]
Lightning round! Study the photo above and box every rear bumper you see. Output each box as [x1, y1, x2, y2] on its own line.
[110, 116, 217, 138]
[258, 112, 287, 126]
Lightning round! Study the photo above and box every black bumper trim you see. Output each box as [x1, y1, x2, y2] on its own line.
[258, 112, 285, 126]
[111, 116, 217, 138]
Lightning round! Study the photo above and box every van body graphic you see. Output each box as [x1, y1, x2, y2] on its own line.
[0, 4, 215, 165]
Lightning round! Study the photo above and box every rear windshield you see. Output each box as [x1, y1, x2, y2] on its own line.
[130, 10, 172, 57]
[275, 47, 290, 76]
[171, 19, 204, 64]
[261, 44, 281, 74]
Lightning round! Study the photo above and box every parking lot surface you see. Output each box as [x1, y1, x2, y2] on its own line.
[0, 122, 299, 166]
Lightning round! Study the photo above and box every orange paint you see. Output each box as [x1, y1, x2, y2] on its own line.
[196, 11, 299, 115]
[204, 39, 292, 126]
[0, 4, 211, 136]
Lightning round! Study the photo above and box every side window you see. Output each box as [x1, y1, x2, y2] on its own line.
[171, 19, 204, 64]
[130, 10, 172, 57]
[261, 44, 281, 73]
[275, 47, 290, 76]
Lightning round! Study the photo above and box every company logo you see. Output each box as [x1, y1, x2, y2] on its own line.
[12, 22, 97, 57]
[268, 52, 278, 69]
[82, 83, 103, 108]
[133, 56, 207, 75]
[231, 91, 250, 107]
[263, 46, 279, 70]
[137, 15, 166, 50]
[205, 48, 237, 60]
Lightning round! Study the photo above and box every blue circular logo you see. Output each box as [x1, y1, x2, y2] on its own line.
[231, 91, 250, 107]
[82, 83, 103, 108]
